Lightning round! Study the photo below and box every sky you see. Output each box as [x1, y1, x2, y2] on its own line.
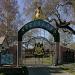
[17, 0, 24, 13]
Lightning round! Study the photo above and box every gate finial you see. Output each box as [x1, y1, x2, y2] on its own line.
[33, 6, 45, 20]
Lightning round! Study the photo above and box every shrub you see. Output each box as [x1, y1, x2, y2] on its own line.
[0, 66, 29, 75]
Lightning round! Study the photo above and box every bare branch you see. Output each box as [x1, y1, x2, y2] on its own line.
[65, 26, 75, 34]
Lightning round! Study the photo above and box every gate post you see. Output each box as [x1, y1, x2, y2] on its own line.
[58, 43, 62, 64]
[54, 42, 59, 65]
[18, 41, 22, 66]
[54, 42, 62, 65]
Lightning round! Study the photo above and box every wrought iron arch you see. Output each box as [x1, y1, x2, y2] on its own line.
[18, 19, 60, 42]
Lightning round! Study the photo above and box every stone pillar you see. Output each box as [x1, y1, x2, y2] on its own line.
[54, 42, 59, 65]
[18, 41, 22, 66]
[58, 43, 62, 64]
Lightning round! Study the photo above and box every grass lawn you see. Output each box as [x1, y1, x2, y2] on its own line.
[42, 56, 53, 65]
[60, 63, 75, 75]
[23, 55, 53, 65]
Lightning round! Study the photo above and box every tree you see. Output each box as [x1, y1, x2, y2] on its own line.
[0, 0, 18, 46]
[23, 0, 75, 44]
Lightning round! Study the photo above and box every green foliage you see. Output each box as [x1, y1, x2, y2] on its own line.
[0, 73, 5, 75]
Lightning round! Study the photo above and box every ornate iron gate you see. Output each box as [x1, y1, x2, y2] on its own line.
[18, 19, 60, 66]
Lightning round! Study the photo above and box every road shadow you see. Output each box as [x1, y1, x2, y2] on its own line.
[28, 67, 63, 75]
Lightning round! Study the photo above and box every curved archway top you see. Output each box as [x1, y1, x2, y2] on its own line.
[18, 19, 60, 42]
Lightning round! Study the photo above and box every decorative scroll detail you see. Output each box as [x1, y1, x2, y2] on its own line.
[34, 42, 44, 56]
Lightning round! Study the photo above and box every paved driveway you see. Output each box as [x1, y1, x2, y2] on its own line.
[28, 67, 71, 75]
[28, 67, 50, 75]
[28, 66, 72, 75]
